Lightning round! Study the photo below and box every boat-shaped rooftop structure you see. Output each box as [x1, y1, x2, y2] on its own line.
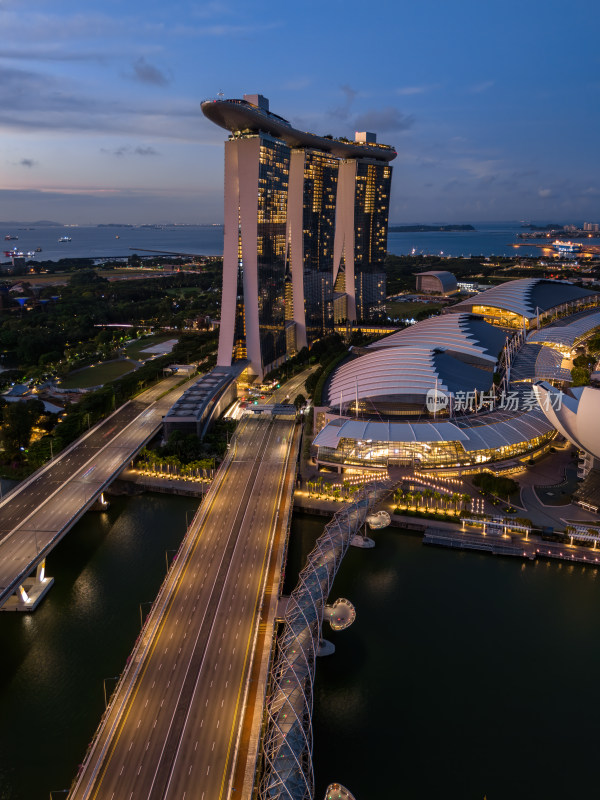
[201, 96, 397, 163]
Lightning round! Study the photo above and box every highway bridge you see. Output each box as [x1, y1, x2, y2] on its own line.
[67, 413, 299, 800]
[0, 374, 199, 611]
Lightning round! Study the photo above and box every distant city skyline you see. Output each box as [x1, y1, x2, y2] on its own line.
[1, 0, 599, 225]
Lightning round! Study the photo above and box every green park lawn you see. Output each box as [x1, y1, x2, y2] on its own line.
[59, 359, 137, 389]
[387, 301, 443, 319]
[125, 334, 178, 360]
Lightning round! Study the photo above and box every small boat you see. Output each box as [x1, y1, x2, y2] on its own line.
[58, 236, 72, 243]
[35, 247, 42, 252]
[115, 235, 120, 239]
[4, 235, 18, 240]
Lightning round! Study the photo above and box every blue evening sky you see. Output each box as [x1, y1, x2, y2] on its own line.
[1, 0, 599, 225]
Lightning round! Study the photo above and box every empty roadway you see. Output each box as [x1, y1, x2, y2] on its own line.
[68, 414, 295, 800]
[0, 374, 197, 607]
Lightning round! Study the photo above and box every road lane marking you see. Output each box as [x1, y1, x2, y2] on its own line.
[75, 419, 264, 798]
[218, 420, 294, 800]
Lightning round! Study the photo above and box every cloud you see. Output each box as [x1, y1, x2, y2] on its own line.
[281, 77, 312, 91]
[352, 107, 414, 133]
[416, 157, 440, 169]
[1, 9, 127, 44]
[0, 47, 106, 63]
[456, 157, 502, 180]
[169, 21, 281, 37]
[190, 1, 233, 18]
[538, 188, 553, 198]
[130, 57, 170, 86]
[101, 145, 160, 157]
[0, 62, 217, 142]
[329, 84, 358, 120]
[468, 80, 494, 94]
[396, 85, 438, 96]
[134, 145, 159, 156]
[18, 158, 37, 167]
[0, 64, 90, 114]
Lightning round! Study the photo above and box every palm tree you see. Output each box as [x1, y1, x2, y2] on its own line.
[433, 490, 442, 511]
[423, 488, 433, 510]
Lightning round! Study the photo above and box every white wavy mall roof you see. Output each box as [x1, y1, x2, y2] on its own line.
[528, 310, 600, 349]
[327, 343, 497, 407]
[450, 278, 597, 319]
[367, 313, 505, 364]
[313, 406, 553, 452]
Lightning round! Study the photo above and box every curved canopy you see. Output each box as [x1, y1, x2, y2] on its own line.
[313, 405, 553, 452]
[368, 313, 505, 365]
[327, 346, 493, 407]
[529, 310, 600, 349]
[450, 278, 597, 321]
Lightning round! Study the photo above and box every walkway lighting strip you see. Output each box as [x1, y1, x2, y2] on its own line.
[259, 478, 393, 800]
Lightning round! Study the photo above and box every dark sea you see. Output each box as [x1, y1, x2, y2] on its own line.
[1, 222, 547, 263]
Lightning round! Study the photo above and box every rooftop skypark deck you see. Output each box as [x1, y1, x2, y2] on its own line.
[201, 97, 397, 162]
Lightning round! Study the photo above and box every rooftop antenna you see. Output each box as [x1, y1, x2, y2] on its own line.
[217, 89, 225, 99]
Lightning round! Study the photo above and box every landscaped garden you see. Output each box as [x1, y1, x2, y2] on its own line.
[58, 359, 138, 389]
[125, 334, 178, 360]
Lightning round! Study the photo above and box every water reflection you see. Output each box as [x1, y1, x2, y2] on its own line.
[0, 492, 197, 800]
[288, 514, 600, 800]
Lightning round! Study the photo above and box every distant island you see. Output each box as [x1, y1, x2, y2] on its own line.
[0, 220, 62, 227]
[389, 224, 475, 233]
[520, 223, 563, 231]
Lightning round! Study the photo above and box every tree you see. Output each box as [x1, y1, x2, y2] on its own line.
[1, 399, 44, 459]
[68, 269, 108, 287]
[293, 393, 306, 410]
[571, 366, 590, 386]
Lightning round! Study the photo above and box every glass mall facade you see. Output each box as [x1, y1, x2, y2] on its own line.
[316, 430, 554, 470]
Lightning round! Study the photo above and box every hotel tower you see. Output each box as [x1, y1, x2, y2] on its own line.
[201, 94, 396, 379]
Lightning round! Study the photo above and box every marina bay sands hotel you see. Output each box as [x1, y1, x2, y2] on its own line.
[201, 94, 396, 379]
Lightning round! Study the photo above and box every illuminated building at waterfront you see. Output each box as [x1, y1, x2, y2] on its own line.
[201, 94, 396, 378]
[313, 278, 600, 472]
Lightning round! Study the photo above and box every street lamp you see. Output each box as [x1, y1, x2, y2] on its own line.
[102, 675, 120, 709]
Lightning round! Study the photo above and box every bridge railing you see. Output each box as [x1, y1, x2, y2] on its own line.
[259, 478, 393, 800]
[67, 420, 244, 799]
